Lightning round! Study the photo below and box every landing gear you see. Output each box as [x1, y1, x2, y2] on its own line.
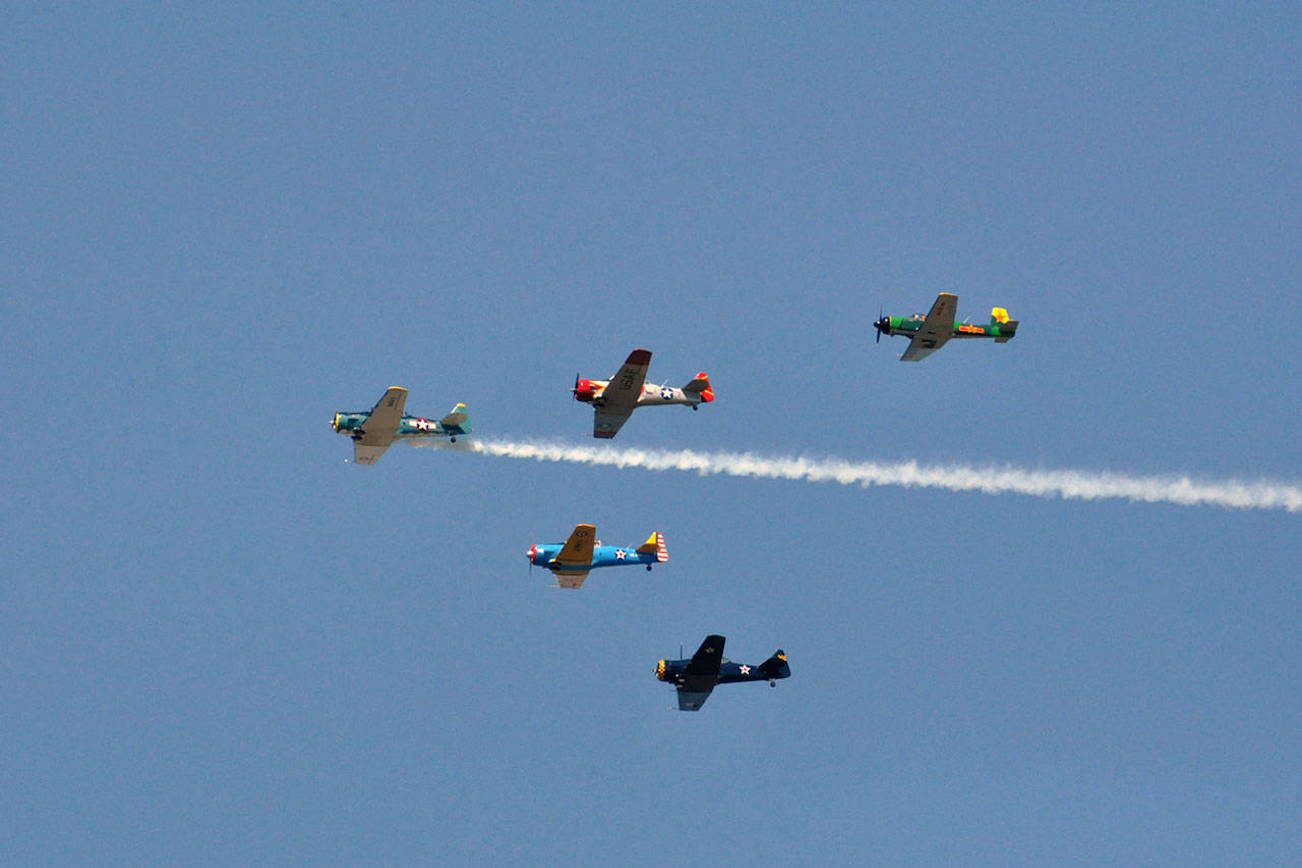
[646, 564, 652, 572]
[450, 436, 457, 443]
[769, 680, 776, 687]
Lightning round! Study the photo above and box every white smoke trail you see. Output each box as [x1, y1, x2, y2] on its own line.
[422, 438, 1302, 513]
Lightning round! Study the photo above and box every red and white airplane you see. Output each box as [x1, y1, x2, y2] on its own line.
[572, 349, 714, 439]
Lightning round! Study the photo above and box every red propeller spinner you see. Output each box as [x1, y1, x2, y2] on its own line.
[572, 375, 596, 402]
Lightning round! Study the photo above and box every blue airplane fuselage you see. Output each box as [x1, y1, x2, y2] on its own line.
[529, 543, 659, 572]
[655, 654, 791, 685]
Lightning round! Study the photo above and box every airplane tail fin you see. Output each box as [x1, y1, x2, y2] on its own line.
[683, 372, 714, 403]
[991, 308, 1018, 342]
[440, 402, 471, 433]
[759, 650, 790, 680]
[636, 531, 668, 562]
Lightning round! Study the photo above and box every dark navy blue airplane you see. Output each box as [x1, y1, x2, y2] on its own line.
[655, 634, 791, 711]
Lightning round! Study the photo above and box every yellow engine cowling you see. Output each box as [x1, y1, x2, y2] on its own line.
[655, 659, 668, 681]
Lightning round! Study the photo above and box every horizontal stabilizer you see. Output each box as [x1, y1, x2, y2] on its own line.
[759, 650, 790, 679]
[441, 402, 470, 431]
[636, 531, 668, 562]
[683, 372, 713, 402]
[990, 307, 1010, 324]
[995, 320, 1019, 342]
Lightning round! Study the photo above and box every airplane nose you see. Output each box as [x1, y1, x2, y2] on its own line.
[874, 316, 890, 343]
[525, 544, 536, 562]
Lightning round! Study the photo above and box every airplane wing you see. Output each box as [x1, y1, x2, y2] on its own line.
[593, 407, 633, 439]
[677, 634, 725, 710]
[901, 293, 957, 362]
[555, 570, 590, 590]
[353, 443, 390, 465]
[551, 524, 596, 569]
[353, 386, 408, 463]
[677, 689, 714, 711]
[591, 349, 651, 438]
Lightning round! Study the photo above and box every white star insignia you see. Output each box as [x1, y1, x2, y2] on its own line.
[739, 665, 751, 675]
[615, 549, 626, 560]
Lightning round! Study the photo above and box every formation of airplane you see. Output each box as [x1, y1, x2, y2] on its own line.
[572, 348, 713, 439]
[336, 300, 1020, 708]
[526, 523, 667, 589]
[655, 634, 791, 711]
[874, 292, 1018, 361]
[332, 386, 470, 464]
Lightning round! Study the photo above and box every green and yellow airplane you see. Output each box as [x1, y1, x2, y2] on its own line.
[874, 292, 1018, 361]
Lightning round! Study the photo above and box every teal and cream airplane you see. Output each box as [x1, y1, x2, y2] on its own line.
[526, 523, 667, 589]
[874, 292, 1018, 361]
[332, 386, 470, 464]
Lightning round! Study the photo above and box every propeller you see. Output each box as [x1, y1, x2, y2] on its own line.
[571, 372, 581, 397]
[875, 305, 885, 343]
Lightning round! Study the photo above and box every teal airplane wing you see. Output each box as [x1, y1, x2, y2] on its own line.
[354, 386, 408, 464]
[353, 443, 389, 465]
[901, 292, 957, 361]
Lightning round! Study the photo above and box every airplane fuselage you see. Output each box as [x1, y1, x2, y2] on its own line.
[878, 315, 1015, 341]
[573, 380, 707, 409]
[332, 412, 468, 441]
[527, 543, 660, 573]
[655, 656, 791, 686]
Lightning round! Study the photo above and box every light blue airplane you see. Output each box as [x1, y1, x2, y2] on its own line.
[526, 524, 668, 589]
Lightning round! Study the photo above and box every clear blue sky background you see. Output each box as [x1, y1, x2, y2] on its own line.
[5, 4, 1299, 863]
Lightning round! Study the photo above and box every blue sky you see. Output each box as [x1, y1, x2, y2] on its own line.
[4, 5, 1299, 863]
